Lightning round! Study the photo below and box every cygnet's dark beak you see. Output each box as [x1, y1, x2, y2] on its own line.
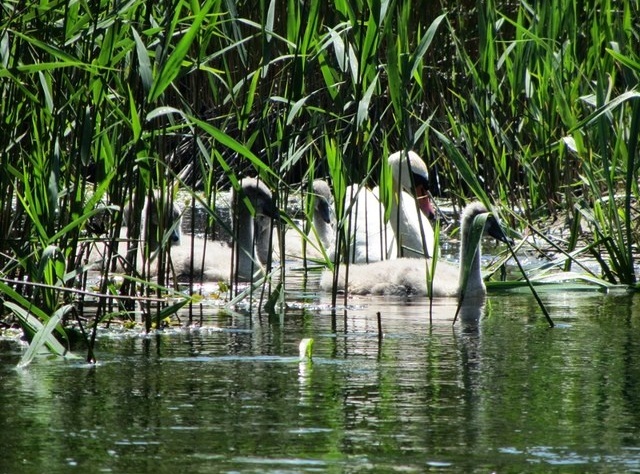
[261, 201, 285, 224]
[487, 215, 513, 245]
[317, 200, 332, 224]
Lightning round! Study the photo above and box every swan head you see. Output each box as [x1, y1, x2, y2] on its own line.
[236, 177, 279, 220]
[311, 180, 334, 225]
[461, 202, 511, 244]
[388, 151, 435, 219]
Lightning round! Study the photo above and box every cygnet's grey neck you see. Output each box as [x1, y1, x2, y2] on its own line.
[458, 215, 483, 295]
[232, 178, 278, 281]
[234, 203, 262, 281]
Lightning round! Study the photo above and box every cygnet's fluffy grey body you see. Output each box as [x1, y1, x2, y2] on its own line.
[168, 177, 279, 282]
[89, 178, 279, 283]
[88, 190, 182, 273]
[288, 179, 336, 261]
[320, 202, 508, 297]
[255, 179, 336, 263]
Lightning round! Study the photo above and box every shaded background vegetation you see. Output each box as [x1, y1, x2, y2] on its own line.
[0, 0, 639, 356]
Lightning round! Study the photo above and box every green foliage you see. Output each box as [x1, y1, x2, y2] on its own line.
[0, 0, 639, 362]
[439, 0, 639, 284]
[299, 337, 314, 361]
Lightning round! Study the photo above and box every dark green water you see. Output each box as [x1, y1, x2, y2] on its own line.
[2, 283, 640, 473]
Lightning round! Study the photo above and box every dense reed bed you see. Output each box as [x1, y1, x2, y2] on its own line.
[0, 0, 638, 361]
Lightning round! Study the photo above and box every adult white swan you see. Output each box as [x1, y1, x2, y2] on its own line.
[344, 150, 435, 263]
[321, 202, 508, 297]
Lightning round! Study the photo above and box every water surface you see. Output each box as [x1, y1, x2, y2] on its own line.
[1, 283, 640, 473]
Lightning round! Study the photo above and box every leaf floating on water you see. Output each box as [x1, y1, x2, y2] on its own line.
[299, 338, 314, 361]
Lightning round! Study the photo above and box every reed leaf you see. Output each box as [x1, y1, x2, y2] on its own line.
[17, 304, 74, 367]
[2, 301, 69, 361]
[149, 1, 215, 102]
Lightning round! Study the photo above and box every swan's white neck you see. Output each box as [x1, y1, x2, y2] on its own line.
[388, 183, 431, 259]
[388, 187, 406, 249]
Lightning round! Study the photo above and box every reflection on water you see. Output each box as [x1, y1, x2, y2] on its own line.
[2, 280, 640, 473]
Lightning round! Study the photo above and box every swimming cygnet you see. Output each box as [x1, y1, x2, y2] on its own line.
[87, 190, 182, 273]
[167, 177, 280, 282]
[305, 179, 336, 259]
[255, 179, 336, 264]
[321, 202, 509, 297]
